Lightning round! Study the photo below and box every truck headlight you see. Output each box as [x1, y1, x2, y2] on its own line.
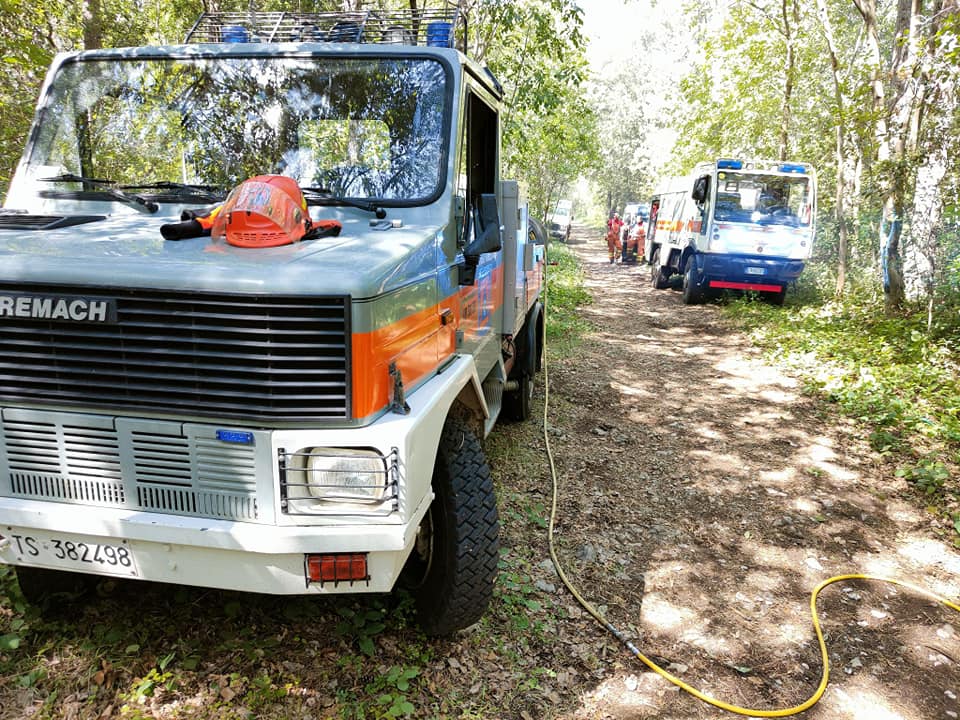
[305, 448, 386, 501]
[282, 447, 396, 514]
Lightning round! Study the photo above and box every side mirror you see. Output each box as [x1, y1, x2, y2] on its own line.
[691, 175, 710, 204]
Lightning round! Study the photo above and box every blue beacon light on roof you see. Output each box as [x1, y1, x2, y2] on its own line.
[717, 158, 744, 170]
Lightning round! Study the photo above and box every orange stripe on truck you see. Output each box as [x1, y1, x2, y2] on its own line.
[351, 297, 458, 420]
[351, 262, 506, 420]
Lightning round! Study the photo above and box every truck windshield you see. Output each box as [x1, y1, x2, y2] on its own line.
[26, 55, 449, 203]
[713, 171, 812, 227]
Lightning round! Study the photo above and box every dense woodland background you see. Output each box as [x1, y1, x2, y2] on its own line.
[0, 0, 958, 477]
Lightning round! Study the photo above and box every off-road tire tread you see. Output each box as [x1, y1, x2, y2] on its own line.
[416, 419, 500, 635]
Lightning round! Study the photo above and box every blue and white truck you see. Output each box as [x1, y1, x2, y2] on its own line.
[645, 158, 817, 305]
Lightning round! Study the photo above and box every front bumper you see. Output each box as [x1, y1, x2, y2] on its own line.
[0, 500, 425, 593]
[701, 254, 805, 289]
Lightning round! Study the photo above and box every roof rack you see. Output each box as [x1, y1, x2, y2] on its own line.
[184, 6, 466, 52]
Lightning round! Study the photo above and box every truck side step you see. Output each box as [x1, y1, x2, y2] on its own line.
[481, 377, 503, 436]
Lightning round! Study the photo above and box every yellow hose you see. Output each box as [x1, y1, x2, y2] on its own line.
[539, 244, 960, 716]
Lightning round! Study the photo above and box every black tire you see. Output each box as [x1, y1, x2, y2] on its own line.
[765, 287, 787, 306]
[682, 256, 704, 305]
[503, 371, 532, 422]
[503, 318, 537, 422]
[650, 249, 670, 289]
[402, 418, 500, 635]
[15, 566, 93, 608]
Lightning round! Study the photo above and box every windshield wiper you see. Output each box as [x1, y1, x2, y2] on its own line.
[39, 173, 159, 214]
[301, 187, 387, 219]
[119, 181, 225, 203]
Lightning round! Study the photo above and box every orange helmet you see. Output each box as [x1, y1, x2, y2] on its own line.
[212, 175, 312, 248]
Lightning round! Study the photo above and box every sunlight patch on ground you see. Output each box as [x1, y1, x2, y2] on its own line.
[800, 440, 859, 482]
[760, 467, 797, 485]
[575, 672, 667, 718]
[611, 379, 653, 399]
[898, 536, 960, 575]
[679, 623, 731, 656]
[823, 685, 907, 720]
[809, 461, 857, 482]
[694, 426, 724, 441]
[641, 593, 695, 631]
[757, 388, 799, 404]
[852, 552, 908, 578]
[713, 357, 799, 389]
[806, 439, 836, 460]
[682, 345, 710, 356]
[884, 501, 923, 524]
[735, 410, 792, 429]
[687, 448, 750, 480]
[793, 497, 820, 513]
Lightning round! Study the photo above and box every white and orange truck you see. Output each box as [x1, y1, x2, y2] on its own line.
[0, 9, 545, 635]
[645, 158, 817, 305]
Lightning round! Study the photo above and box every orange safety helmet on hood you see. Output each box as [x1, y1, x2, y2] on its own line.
[160, 175, 343, 246]
[211, 175, 313, 248]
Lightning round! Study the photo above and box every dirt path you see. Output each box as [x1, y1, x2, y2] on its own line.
[527, 224, 960, 719]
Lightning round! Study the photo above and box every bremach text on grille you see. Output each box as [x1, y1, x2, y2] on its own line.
[0, 294, 116, 323]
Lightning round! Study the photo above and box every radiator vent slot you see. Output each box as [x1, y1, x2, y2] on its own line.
[10, 472, 126, 505]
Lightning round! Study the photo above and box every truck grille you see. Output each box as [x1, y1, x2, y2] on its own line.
[1, 409, 269, 522]
[0, 284, 350, 423]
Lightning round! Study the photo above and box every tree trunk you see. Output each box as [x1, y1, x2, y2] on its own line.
[82, 0, 103, 50]
[853, 0, 924, 313]
[776, 0, 798, 161]
[815, 0, 848, 297]
[906, 0, 957, 317]
[851, 0, 886, 166]
[879, 0, 922, 312]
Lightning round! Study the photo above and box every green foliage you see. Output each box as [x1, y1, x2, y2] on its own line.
[896, 458, 950, 496]
[482, 0, 599, 219]
[335, 602, 388, 657]
[544, 241, 591, 345]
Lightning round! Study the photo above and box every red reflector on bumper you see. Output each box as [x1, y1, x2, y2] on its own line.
[708, 280, 782, 293]
[306, 553, 369, 584]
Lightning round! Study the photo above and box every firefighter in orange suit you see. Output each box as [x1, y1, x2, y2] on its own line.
[624, 218, 646, 264]
[606, 212, 623, 264]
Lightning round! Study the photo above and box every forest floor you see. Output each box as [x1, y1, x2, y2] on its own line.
[2, 223, 959, 720]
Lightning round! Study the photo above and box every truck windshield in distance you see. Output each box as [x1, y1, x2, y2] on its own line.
[27, 56, 449, 202]
[713, 171, 812, 227]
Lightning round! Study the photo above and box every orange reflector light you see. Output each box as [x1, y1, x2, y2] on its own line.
[306, 553, 368, 584]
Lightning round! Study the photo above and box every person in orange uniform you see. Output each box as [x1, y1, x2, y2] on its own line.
[625, 217, 646, 264]
[606, 212, 623, 264]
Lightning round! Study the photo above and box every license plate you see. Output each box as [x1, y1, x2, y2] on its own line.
[2, 528, 138, 577]
[745, 266, 766, 275]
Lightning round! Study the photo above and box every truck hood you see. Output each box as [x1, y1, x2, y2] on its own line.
[0, 211, 444, 298]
